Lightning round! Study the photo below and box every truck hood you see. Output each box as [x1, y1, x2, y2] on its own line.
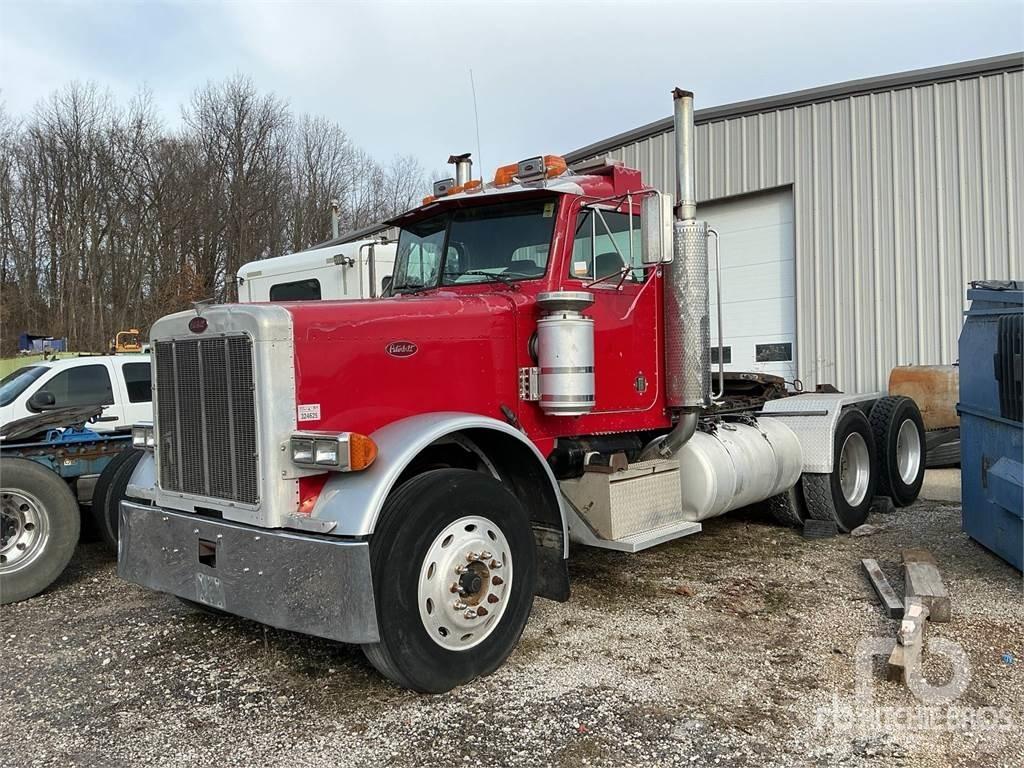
[286, 293, 521, 434]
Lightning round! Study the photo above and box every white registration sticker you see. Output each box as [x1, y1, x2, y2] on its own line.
[297, 404, 321, 422]
[573, 261, 589, 276]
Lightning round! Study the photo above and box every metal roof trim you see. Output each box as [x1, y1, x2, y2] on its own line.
[565, 52, 1023, 162]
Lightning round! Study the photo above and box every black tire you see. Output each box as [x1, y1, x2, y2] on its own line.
[767, 481, 807, 528]
[802, 408, 878, 532]
[361, 469, 536, 693]
[89, 448, 144, 552]
[0, 458, 81, 604]
[869, 396, 927, 507]
[925, 428, 960, 468]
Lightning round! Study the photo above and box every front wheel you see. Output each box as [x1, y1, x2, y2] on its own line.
[362, 469, 536, 693]
[0, 458, 80, 604]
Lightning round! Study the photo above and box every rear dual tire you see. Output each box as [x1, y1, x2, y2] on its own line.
[803, 408, 878, 532]
[362, 469, 536, 693]
[868, 396, 926, 507]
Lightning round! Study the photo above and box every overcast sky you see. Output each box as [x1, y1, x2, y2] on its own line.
[1, 1, 1021, 179]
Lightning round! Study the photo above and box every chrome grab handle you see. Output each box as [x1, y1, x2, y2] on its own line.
[708, 227, 725, 402]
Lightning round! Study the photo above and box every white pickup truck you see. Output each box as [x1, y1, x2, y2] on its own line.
[1, 239, 396, 433]
[0, 355, 151, 433]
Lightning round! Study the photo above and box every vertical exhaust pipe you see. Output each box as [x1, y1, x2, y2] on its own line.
[449, 153, 473, 186]
[646, 88, 709, 461]
[330, 199, 340, 240]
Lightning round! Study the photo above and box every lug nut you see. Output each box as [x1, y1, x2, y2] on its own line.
[455, 564, 468, 574]
[463, 609, 478, 620]
[490, 559, 502, 569]
[453, 600, 467, 610]
[449, 582, 462, 594]
[466, 552, 479, 562]
[479, 550, 492, 560]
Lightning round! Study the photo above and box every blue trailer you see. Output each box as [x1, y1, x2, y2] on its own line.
[1, 407, 137, 603]
[958, 281, 1023, 571]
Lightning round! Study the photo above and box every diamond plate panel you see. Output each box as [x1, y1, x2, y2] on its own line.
[761, 391, 882, 473]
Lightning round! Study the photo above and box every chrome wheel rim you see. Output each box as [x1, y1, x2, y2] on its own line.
[838, 432, 871, 507]
[1, 489, 50, 574]
[418, 515, 512, 651]
[896, 419, 922, 485]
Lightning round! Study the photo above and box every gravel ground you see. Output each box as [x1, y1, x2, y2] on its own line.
[3, 497, 1021, 767]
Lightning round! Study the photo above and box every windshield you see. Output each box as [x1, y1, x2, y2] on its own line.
[0, 365, 48, 407]
[391, 197, 558, 291]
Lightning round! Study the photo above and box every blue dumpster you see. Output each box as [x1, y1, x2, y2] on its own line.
[958, 280, 1023, 571]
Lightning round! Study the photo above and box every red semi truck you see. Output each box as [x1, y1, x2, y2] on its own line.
[119, 90, 927, 692]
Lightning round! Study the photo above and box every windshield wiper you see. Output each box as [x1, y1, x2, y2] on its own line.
[455, 271, 519, 287]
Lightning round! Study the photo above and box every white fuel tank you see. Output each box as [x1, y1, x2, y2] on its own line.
[675, 418, 803, 521]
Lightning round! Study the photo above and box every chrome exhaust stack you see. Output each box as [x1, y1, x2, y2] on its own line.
[448, 153, 473, 186]
[650, 88, 710, 459]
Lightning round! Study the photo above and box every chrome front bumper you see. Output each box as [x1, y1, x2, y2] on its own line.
[118, 501, 379, 644]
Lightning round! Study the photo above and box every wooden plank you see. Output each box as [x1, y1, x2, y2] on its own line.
[861, 558, 904, 619]
[887, 598, 930, 683]
[902, 549, 951, 623]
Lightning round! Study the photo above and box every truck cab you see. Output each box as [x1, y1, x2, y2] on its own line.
[236, 238, 396, 303]
[119, 91, 927, 693]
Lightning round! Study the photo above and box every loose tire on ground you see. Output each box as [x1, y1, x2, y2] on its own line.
[0, 458, 81, 604]
[362, 468, 536, 693]
[89, 448, 144, 552]
[869, 396, 927, 507]
[802, 407, 878, 532]
[767, 481, 807, 528]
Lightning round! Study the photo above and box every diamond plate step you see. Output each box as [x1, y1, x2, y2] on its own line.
[566, 502, 702, 552]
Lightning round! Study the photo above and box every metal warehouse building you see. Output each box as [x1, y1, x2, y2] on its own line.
[565, 53, 1023, 392]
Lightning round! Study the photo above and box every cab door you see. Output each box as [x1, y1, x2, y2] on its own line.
[563, 205, 660, 415]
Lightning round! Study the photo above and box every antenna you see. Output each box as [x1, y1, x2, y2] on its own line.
[469, 69, 483, 182]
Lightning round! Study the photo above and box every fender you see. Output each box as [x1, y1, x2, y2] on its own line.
[126, 450, 157, 501]
[310, 411, 570, 557]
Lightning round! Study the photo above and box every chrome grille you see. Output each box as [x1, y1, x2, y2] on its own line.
[155, 335, 259, 505]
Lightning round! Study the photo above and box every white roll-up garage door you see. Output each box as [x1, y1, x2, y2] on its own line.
[703, 188, 796, 382]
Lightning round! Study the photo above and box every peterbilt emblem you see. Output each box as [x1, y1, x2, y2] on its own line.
[386, 341, 417, 358]
[188, 316, 208, 333]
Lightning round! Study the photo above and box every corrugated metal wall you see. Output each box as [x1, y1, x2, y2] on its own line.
[580, 68, 1023, 391]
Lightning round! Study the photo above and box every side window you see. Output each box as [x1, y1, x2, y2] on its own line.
[41, 365, 114, 407]
[269, 278, 321, 301]
[122, 362, 152, 403]
[570, 209, 644, 282]
[405, 242, 446, 285]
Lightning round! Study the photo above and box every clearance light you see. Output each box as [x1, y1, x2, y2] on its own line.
[463, 179, 483, 193]
[290, 432, 377, 471]
[422, 194, 437, 205]
[445, 184, 465, 196]
[433, 178, 456, 196]
[493, 155, 568, 186]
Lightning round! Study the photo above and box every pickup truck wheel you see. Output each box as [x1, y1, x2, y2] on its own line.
[803, 408, 878, 532]
[0, 458, 80, 604]
[89, 448, 144, 552]
[869, 396, 926, 507]
[362, 468, 536, 693]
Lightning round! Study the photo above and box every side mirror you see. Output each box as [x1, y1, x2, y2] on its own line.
[27, 390, 56, 412]
[641, 191, 674, 264]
